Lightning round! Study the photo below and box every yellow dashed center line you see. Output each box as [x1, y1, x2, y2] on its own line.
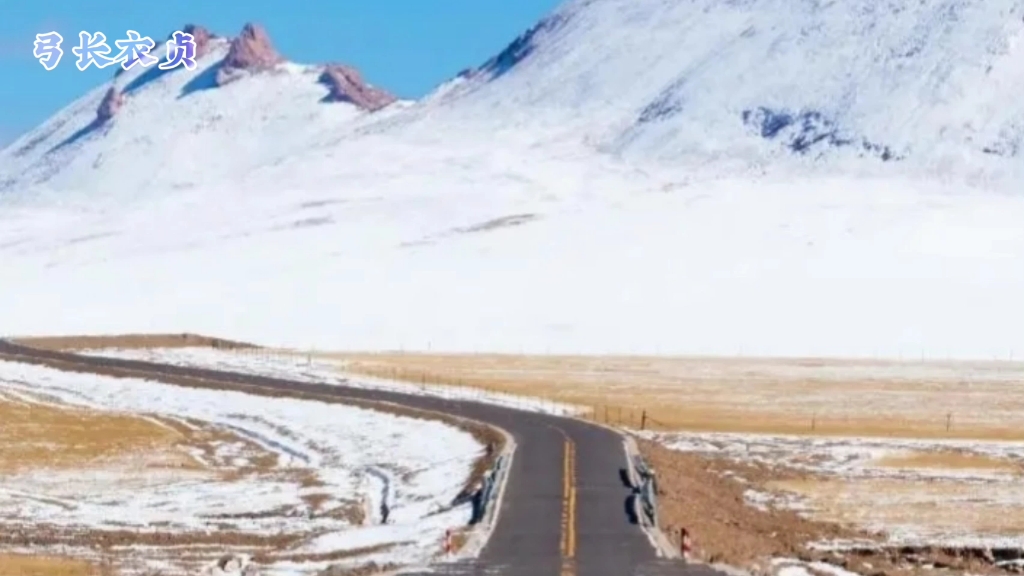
[567, 440, 576, 558]
[560, 435, 577, 575]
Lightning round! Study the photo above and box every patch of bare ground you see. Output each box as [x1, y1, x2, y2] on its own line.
[0, 553, 100, 576]
[455, 213, 537, 234]
[874, 450, 1021, 471]
[637, 439, 1014, 576]
[321, 352, 1024, 441]
[11, 333, 256, 351]
[0, 389, 292, 478]
[0, 386, 356, 573]
[271, 542, 401, 564]
[317, 561, 399, 576]
[446, 527, 471, 555]
[0, 395, 192, 473]
[0, 525, 301, 549]
[296, 494, 365, 523]
[768, 478, 1024, 536]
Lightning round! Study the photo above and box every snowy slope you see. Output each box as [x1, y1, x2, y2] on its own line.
[427, 0, 1024, 183]
[6, 0, 1024, 194]
[0, 35, 406, 205]
[2, 173, 1021, 359]
[0, 4, 1023, 359]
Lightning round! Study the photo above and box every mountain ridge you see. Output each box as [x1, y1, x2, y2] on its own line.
[5, 0, 1024, 194]
[422, 0, 1024, 185]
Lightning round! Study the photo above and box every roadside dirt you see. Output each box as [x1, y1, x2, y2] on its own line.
[637, 438, 865, 565]
[637, 439, 1014, 576]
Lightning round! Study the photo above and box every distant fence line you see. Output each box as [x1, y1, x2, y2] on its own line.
[229, 348, 996, 437]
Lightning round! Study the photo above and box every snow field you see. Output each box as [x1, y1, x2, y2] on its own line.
[3, 176, 1022, 361]
[0, 359, 484, 575]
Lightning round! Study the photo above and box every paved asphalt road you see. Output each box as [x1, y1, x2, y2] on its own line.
[0, 340, 725, 576]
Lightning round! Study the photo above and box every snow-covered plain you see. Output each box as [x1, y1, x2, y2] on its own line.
[0, 360, 484, 575]
[2, 0, 1023, 359]
[3, 176, 1021, 360]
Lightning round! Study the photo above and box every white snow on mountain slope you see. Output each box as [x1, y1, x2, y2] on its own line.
[0, 0, 1023, 360]
[0, 34, 406, 205]
[425, 0, 1024, 183]
[5, 0, 1024, 196]
[3, 174, 1022, 359]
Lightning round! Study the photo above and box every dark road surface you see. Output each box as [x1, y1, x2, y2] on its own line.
[0, 340, 726, 576]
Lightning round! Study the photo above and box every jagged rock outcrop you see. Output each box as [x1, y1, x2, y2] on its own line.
[180, 24, 214, 60]
[318, 64, 397, 112]
[96, 87, 124, 122]
[215, 23, 283, 86]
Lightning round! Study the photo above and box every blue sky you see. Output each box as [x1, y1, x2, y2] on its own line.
[0, 0, 559, 146]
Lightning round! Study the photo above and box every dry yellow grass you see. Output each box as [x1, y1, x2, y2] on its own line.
[18, 333, 1023, 440]
[874, 450, 1021, 471]
[0, 553, 100, 576]
[0, 391, 285, 476]
[0, 393, 313, 573]
[316, 352, 1024, 440]
[0, 394, 190, 472]
[12, 333, 254, 351]
[769, 477, 1024, 534]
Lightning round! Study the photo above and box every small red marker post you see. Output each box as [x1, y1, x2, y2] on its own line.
[443, 528, 454, 556]
[680, 527, 692, 560]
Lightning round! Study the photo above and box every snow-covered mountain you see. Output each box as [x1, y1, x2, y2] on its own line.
[1, 1, 1022, 359]
[402, 0, 1024, 183]
[0, 23, 401, 203]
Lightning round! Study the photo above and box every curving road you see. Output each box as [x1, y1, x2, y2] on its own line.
[0, 340, 720, 576]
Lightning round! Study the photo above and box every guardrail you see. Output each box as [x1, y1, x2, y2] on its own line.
[631, 452, 658, 527]
[470, 453, 508, 525]
[622, 436, 680, 559]
[454, 437, 516, 560]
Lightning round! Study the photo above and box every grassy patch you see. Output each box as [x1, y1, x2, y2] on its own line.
[11, 333, 255, 351]
[0, 553, 100, 576]
[768, 477, 1024, 534]
[0, 395, 189, 472]
[320, 352, 1024, 440]
[874, 450, 1021, 471]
